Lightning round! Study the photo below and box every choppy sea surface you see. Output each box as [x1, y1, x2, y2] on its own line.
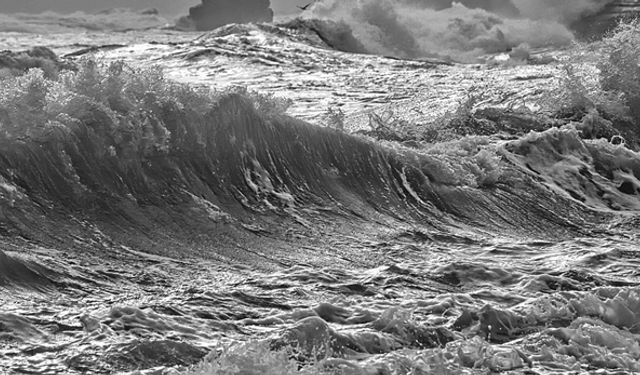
[1, 7, 640, 375]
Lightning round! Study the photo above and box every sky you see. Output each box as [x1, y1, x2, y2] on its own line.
[0, 0, 312, 15]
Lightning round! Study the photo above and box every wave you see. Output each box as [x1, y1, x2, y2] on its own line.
[299, 0, 613, 61]
[0, 47, 73, 78]
[277, 18, 369, 54]
[0, 8, 170, 34]
[0, 250, 59, 292]
[1, 60, 635, 257]
[504, 123, 640, 211]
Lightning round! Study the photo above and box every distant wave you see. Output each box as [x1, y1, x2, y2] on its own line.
[278, 18, 369, 54]
[0, 8, 170, 34]
[300, 0, 612, 61]
[0, 47, 75, 78]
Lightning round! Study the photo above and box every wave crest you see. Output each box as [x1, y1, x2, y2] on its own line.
[0, 59, 633, 259]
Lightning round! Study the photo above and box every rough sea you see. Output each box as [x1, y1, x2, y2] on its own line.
[1, 2, 640, 374]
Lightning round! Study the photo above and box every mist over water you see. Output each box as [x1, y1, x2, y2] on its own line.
[0, 9, 171, 34]
[304, 0, 614, 60]
[511, 0, 613, 23]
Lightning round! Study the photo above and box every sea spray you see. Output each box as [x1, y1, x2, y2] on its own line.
[304, 0, 579, 60]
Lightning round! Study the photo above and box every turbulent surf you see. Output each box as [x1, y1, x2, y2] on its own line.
[1, 3, 640, 375]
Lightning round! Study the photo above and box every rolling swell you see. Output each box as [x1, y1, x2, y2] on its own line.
[0, 89, 605, 258]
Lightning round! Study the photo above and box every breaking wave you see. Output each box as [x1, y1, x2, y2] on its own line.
[1, 59, 637, 253]
[504, 124, 640, 211]
[300, 0, 614, 61]
[277, 18, 369, 54]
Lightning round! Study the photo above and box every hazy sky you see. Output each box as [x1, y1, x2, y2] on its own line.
[0, 0, 311, 15]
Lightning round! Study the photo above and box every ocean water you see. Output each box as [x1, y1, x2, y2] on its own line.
[1, 4, 640, 375]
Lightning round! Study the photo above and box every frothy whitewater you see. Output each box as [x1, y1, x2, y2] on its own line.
[1, 9, 640, 375]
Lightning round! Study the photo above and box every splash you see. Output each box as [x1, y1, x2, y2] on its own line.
[303, 0, 613, 61]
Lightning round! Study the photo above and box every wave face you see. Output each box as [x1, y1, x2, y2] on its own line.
[301, 0, 613, 60]
[0, 250, 59, 292]
[1, 58, 638, 253]
[0, 92, 574, 241]
[0, 64, 617, 252]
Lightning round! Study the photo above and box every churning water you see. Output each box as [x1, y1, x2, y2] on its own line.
[1, 4, 640, 375]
